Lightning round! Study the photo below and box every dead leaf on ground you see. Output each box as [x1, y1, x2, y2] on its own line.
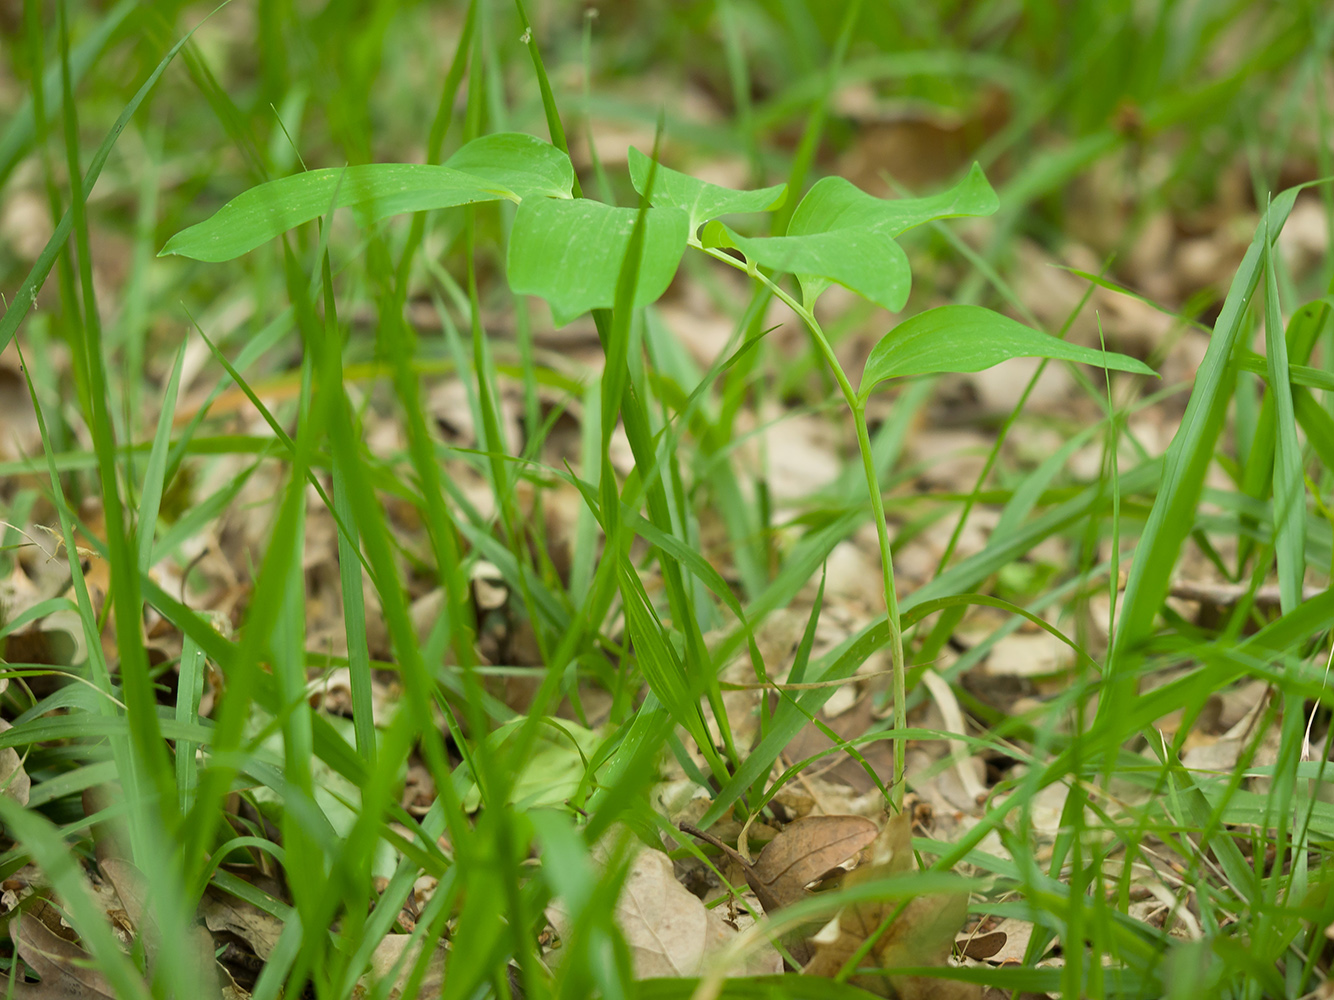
[835, 86, 1010, 193]
[958, 929, 1007, 960]
[751, 816, 879, 910]
[681, 815, 879, 967]
[548, 843, 781, 979]
[802, 813, 979, 1000]
[681, 815, 876, 916]
[620, 847, 739, 976]
[367, 933, 446, 999]
[11, 906, 118, 1000]
[972, 917, 1048, 965]
[201, 892, 284, 962]
[0, 719, 31, 805]
[982, 633, 1071, 680]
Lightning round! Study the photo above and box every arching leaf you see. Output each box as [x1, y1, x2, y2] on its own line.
[160, 132, 573, 262]
[628, 147, 786, 233]
[508, 200, 689, 326]
[789, 162, 998, 239]
[859, 305, 1157, 402]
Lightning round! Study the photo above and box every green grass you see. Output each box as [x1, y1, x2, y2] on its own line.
[1, 1, 1334, 998]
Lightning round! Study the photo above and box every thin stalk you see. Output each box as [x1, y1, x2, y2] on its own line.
[851, 403, 905, 809]
[699, 242, 907, 811]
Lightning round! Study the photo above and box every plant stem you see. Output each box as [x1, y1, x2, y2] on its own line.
[701, 243, 908, 812]
[852, 402, 906, 810]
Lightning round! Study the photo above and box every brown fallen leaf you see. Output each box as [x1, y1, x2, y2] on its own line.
[681, 815, 878, 967]
[97, 858, 151, 949]
[802, 813, 979, 1000]
[547, 841, 781, 979]
[367, 933, 446, 999]
[79, 790, 223, 1000]
[750, 816, 879, 910]
[680, 816, 877, 915]
[958, 929, 1007, 960]
[200, 891, 285, 962]
[96, 858, 222, 1000]
[0, 719, 31, 805]
[11, 907, 117, 1000]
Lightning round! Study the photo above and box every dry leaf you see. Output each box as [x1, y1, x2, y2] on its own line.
[0, 719, 31, 806]
[93, 856, 221, 1000]
[200, 892, 284, 962]
[549, 844, 781, 979]
[802, 813, 979, 1000]
[367, 933, 446, 999]
[958, 929, 1006, 960]
[682, 815, 878, 967]
[11, 908, 117, 1000]
[751, 816, 879, 910]
[618, 847, 714, 977]
[975, 917, 1047, 965]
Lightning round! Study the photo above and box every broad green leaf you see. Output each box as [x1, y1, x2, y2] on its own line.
[161, 164, 505, 261]
[789, 162, 998, 240]
[461, 720, 602, 812]
[711, 165, 998, 311]
[507, 199, 689, 325]
[858, 305, 1156, 402]
[160, 132, 573, 262]
[442, 131, 575, 200]
[627, 147, 786, 232]
[721, 225, 912, 312]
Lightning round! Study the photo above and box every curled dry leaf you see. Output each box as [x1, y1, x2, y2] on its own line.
[751, 816, 879, 911]
[201, 892, 285, 962]
[11, 906, 117, 999]
[681, 815, 878, 967]
[957, 929, 1006, 960]
[95, 858, 222, 999]
[918, 670, 986, 806]
[548, 844, 781, 979]
[0, 719, 31, 806]
[802, 813, 979, 1000]
[367, 933, 446, 999]
[680, 815, 877, 916]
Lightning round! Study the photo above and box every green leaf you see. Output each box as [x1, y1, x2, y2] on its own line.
[724, 226, 912, 312]
[442, 131, 575, 200]
[1261, 206, 1304, 614]
[789, 162, 999, 239]
[716, 164, 999, 311]
[858, 305, 1156, 403]
[627, 147, 786, 232]
[507, 199, 689, 325]
[160, 165, 499, 261]
[1108, 187, 1302, 674]
[461, 720, 602, 812]
[160, 132, 573, 262]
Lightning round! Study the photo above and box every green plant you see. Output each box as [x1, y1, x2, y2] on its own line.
[4, 1, 1334, 997]
[161, 129, 1153, 816]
